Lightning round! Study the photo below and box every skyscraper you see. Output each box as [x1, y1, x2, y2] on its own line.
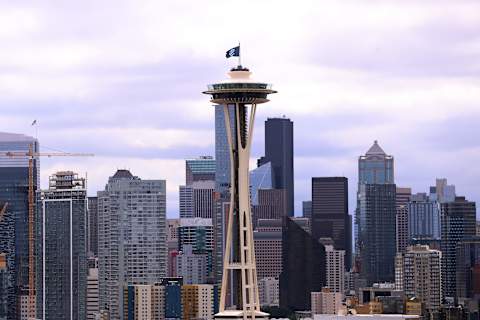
[280, 216, 326, 312]
[98, 170, 167, 320]
[312, 177, 351, 270]
[249, 162, 273, 206]
[408, 193, 441, 240]
[258, 118, 294, 216]
[36, 171, 87, 320]
[356, 141, 396, 284]
[252, 189, 287, 228]
[186, 156, 216, 185]
[0, 132, 39, 319]
[87, 196, 98, 256]
[396, 187, 411, 254]
[322, 242, 345, 294]
[441, 196, 476, 300]
[215, 105, 236, 194]
[456, 236, 480, 300]
[395, 245, 442, 312]
[254, 219, 283, 279]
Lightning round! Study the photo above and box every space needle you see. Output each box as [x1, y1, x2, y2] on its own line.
[203, 47, 276, 319]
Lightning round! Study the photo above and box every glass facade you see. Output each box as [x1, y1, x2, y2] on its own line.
[356, 141, 396, 284]
[0, 133, 39, 319]
[249, 162, 273, 206]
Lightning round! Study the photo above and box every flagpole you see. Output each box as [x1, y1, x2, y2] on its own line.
[238, 42, 241, 67]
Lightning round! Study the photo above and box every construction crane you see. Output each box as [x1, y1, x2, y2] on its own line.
[1, 144, 94, 319]
[0, 202, 7, 222]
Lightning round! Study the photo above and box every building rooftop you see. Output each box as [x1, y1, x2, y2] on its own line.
[0, 132, 36, 142]
[112, 169, 134, 179]
[366, 140, 386, 156]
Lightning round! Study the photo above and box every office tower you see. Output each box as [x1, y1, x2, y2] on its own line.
[476, 222, 480, 236]
[215, 105, 236, 194]
[98, 170, 167, 320]
[203, 63, 276, 319]
[0, 132, 39, 319]
[280, 216, 326, 312]
[258, 277, 279, 307]
[123, 284, 165, 320]
[395, 245, 442, 312]
[186, 156, 216, 185]
[252, 189, 287, 228]
[258, 117, 294, 216]
[36, 171, 87, 320]
[178, 218, 214, 252]
[167, 218, 180, 277]
[431, 178, 456, 203]
[182, 284, 216, 320]
[179, 181, 215, 219]
[212, 193, 229, 286]
[408, 193, 441, 241]
[311, 288, 343, 315]
[396, 187, 411, 254]
[323, 243, 345, 293]
[178, 218, 214, 282]
[254, 219, 282, 279]
[192, 181, 215, 218]
[440, 196, 476, 300]
[179, 185, 194, 218]
[312, 177, 351, 270]
[356, 141, 396, 284]
[87, 196, 98, 256]
[249, 162, 273, 206]
[87, 267, 99, 320]
[163, 278, 183, 320]
[456, 236, 480, 300]
[302, 201, 312, 219]
[176, 245, 209, 284]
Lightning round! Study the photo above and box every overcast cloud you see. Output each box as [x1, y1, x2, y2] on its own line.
[1, 0, 479, 216]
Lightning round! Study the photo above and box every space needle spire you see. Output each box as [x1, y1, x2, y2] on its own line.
[203, 52, 276, 319]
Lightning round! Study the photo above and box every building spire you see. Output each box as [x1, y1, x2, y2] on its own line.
[366, 140, 386, 155]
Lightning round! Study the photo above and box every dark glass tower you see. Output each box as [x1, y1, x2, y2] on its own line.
[280, 216, 326, 312]
[36, 171, 87, 320]
[355, 141, 396, 284]
[456, 236, 480, 300]
[311, 177, 352, 270]
[441, 196, 476, 300]
[0, 132, 39, 320]
[258, 118, 294, 216]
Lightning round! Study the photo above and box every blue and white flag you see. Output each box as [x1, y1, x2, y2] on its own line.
[225, 46, 240, 58]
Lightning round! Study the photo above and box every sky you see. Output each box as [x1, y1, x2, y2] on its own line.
[1, 0, 479, 217]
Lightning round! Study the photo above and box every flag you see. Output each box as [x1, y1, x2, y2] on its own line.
[31, 120, 37, 126]
[225, 46, 240, 58]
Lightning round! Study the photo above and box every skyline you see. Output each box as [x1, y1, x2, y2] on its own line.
[1, 1, 480, 216]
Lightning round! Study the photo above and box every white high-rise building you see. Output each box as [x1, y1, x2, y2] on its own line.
[98, 170, 167, 320]
[258, 277, 279, 307]
[395, 245, 442, 312]
[325, 245, 345, 293]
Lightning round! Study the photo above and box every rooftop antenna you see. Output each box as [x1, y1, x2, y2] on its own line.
[238, 41, 242, 67]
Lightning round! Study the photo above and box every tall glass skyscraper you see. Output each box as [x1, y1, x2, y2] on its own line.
[258, 118, 294, 216]
[249, 162, 273, 206]
[0, 132, 39, 319]
[356, 141, 396, 284]
[36, 171, 87, 320]
[214, 105, 236, 194]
